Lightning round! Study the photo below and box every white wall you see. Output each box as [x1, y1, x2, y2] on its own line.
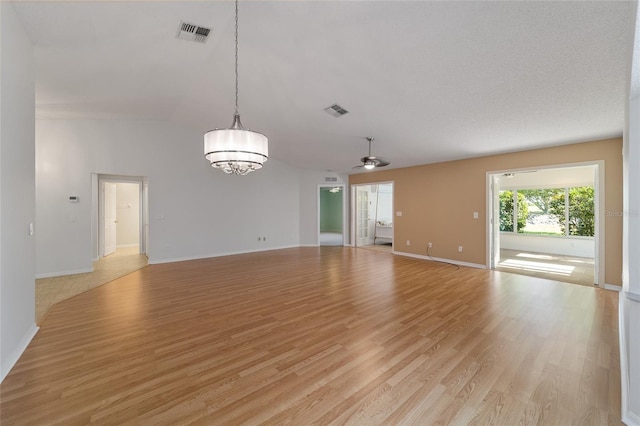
[115, 182, 140, 248]
[622, 2, 640, 424]
[36, 119, 302, 275]
[0, 1, 38, 381]
[500, 234, 594, 258]
[377, 184, 393, 224]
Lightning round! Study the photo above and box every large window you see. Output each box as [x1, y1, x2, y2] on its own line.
[499, 187, 594, 237]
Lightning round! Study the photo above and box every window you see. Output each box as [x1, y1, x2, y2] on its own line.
[500, 187, 594, 237]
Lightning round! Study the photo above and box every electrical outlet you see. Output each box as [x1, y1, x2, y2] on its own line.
[458, 246, 463, 252]
[406, 240, 411, 246]
[428, 242, 432, 248]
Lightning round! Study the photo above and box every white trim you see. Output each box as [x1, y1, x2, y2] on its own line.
[351, 181, 395, 249]
[604, 283, 623, 292]
[147, 245, 300, 265]
[626, 411, 640, 426]
[619, 297, 640, 426]
[393, 250, 486, 269]
[627, 291, 640, 303]
[1, 324, 39, 383]
[116, 243, 139, 249]
[35, 267, 93, 279]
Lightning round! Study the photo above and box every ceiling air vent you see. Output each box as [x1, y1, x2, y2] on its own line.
[176, 21, 211, 43]
[324, 104, 349, 118]
[325, 177, 338, 182]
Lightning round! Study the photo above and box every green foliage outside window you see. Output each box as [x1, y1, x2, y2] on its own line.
[499, 190, 528, 232]
[549, 187, 595, 236]
[518, 189, 558, 214]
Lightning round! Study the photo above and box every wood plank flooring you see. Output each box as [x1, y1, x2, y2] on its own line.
[1, 247, 621, 425]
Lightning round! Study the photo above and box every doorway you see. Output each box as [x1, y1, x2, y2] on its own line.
[318, 185, 345, 246]
[351, 182, 394, 252]
[487, 163, 602, 286]
[94, 174, 148, 259]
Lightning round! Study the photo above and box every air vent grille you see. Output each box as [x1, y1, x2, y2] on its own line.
[324, 104, 349, 118]
[325, 177, 338, 182]
[176, 21, 211, 43]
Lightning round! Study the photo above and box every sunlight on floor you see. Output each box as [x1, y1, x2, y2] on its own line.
[515, 252, 555, 260]
[499, 259, 575, 275]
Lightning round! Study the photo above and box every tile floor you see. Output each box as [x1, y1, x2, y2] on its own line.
[36, 246, 148, 324]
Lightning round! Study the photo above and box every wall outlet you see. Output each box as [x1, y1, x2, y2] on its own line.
[473, 212, 479, 219]
[458, 246, 463, 252]
[406, 240, 411, 246]
[428, 242, 432, 248]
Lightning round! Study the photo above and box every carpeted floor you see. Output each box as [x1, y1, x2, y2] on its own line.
[36, 246, 148, 324]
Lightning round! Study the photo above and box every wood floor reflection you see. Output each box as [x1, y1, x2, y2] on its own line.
[1, 247, 620, 425]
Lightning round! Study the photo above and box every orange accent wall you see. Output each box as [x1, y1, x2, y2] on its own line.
[349, 138, 623, 285]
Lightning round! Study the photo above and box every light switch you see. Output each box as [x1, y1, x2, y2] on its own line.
[396, 211, 403, 217]
[473, 212, 479, 219]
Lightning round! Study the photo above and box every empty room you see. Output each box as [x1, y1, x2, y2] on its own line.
[2, 1, 640, 425]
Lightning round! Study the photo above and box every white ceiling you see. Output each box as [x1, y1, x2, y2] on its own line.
[498, 165, 596, 190]
[12, 1, 634, 174]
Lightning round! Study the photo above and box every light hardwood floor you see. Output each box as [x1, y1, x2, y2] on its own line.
[1, 247, 620, 425]
[36, 246, 148, 324]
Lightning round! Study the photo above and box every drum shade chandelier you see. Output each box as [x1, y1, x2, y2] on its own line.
[204, 0, 268, 175]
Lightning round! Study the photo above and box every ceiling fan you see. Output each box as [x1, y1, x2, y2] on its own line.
[353, 137, 390, 170]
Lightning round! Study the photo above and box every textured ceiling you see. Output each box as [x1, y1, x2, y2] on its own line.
[12, 1, 634, 174]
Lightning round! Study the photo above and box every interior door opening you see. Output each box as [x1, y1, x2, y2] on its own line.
[319, 185, 345, 246]
[487, 163, 602, 287]
[95, 174, 148, 260]
[351, 182, 394, 252]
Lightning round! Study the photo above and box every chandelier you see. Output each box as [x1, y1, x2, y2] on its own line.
[204, 0, 268, 175]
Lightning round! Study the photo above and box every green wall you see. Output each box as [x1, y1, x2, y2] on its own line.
[320, 188, 343, 233]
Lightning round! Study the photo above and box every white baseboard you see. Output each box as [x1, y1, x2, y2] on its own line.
[148, 245, 300, 265]
[35, 267, 93, 279]
[604, 283, 623, 292]
[392, 250, 487, 269]
[625, 411, 640, 426]
[1, 324, 39, 383]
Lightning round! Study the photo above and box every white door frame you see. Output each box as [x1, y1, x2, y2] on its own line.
[317, 184, 346, 246]
[103, 181, 117, 256]
[486, 161, 604, 286]
[93, 174, 148, 259]
[350, 181, 394, 248]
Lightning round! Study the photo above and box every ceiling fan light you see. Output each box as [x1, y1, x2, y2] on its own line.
[364, 161, 376, 170]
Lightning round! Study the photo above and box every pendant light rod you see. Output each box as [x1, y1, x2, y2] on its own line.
[234, 0, 239, 116]
[203, 0, 269, 175]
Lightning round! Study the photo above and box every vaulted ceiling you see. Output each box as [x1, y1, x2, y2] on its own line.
[12, 1, 634, 173]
